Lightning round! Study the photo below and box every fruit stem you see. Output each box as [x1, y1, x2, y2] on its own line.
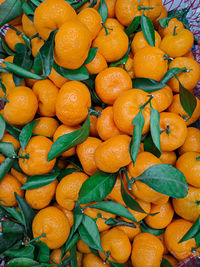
[163, 54, 173, 61]
[160, 123, 170, 135]
[140, 95, 153, 110]
[173, 25, 178, 36]
[103, 251, 111, 264]
[102, 23, 113, 36]
[16, 154, 29, 160]
[88, 107, 101, 117]
[22, 233, 46, 245]
[196, 157, 200, 162]
[29, 33, 39, 40]
[138, 4, 154, 11]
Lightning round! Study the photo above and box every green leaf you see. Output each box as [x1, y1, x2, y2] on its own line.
[32, 52, 43, 75]
[70, 245, 78, 267]
[15, 43, 27, 54]
[139, 221, 165, 236]
[6, 122, 21, 140]
[88, 0, 97, 8]
[4, 245, 35, 260]
[34, 241, 50, 263]
[0, 0, 22, 28]
[68, 0, 88, 10]
[179, 82, 197, 118]
[150, 105, 161, 155]
[109, 53, 128, 68]
[136, 164, 188, 198]
[0, 234, 20, 254]
[22, 2, 34, 18]
[105, 218, 136, 228]
[161, 67, 187, 84]
[195, 232, 200, 247]
[125, 16, 141, 35]
[109, 262, 126, 267]
[5, 258, 39, 267]
[0, 204, 23, 224]
[78, 171, 118, 204]
[98, 0, 108, 24]
[2, 221, 24, 235]
[53, 62, 89, 81]
[161, 257, 172, 267]
[0, 142, 17, 158]
[143, 134, 161, 158]
[132, 78, 166, 92]
[19, 120, 39, 154]
[58, 168, 77, 181]
[141, 14, 155, 46]
[0, 157, 15, 182]
[129, 110, 145, 164]
[0, 113, 5, 139]
[179, 216, 200, 243]
[78, 214, 103, 251]
[64, 232, 80, 254]
[3, 62, 45, 80]
[15, 193, 35, 238]
[87, 201, 137, 222]
[159, 17, 171, 28]
[84, 47, 98, 64]
[83, 78, 104, 106]
[47, 115, 90, 161]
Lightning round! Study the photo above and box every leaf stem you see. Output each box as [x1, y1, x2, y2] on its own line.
[121, 167, 132, 191]
[22, 233, 46, 245]
[138, 4, 154, 11]
[102, 23, 113, 35]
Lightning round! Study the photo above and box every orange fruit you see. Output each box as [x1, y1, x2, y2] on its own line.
[77, 239, 91, 254]
[10, 168, 27, 185]
[179, 127, 200, 155]
[89, 106, 102, 137]
[95, 67, 132, 105]
[117, 222, 141, 241]
[19, 136, 56, 176]
[106, 176, 126, 206]
[54, 19, 92, 69]
[83, 253, 110, 267]
[131, 30, 161, 54]
[159, 112, 187, 151]
[32, 206, 70, 249]
[113, 89, 158, 135]
[159, 151, 177, 166]
[124, 57, 134, 79]
[25, 179, 57, 210]
[105, 0, 117, 18]
[31, 37, 44, 57]
[132, 47, 168, 81]
[77, 8, 102, 40]
[4, 25, 26, 51]
[34, 0, 76, 40]
[153, 6, 168, 29]
[33, 79, 59, 117]
[94, 134, 131, 173]
[99, 228, 131, 264]
[176, 152, 200, 188]
[22, 14, 37, 37]
[56, 172, 88, 210]
[164, 219, 198, 260]
[163, 255, 178, 267]
[104, 18, 125, 30]
[49, 248, 62, 266]
[32, 117, 59, 138]
[150, 86, 173, 113]
[158, 233, 168, 254]
[131, 232, 164, 267]
[53, 202, 74, 227]
[167, 57, 200, 92]
[53, 124, 80, 157]
[3, 86, 38, 126]
[168, 94, 200, 126]
[56, 81, 91, 126]
[1, 132, 20, 150]
[0, 174, 24, 207]
[0, 155, 5, 164]
[48, 68, 68, 88]
[183, 50, 195, 59]
[77, 137, 102, 175]
[146, 0, 163, 22]
[144, 201, 174, 229]
[173, 185, 200, 222]
[85, 51, 108, 75]
[125, 199, 151, 222]
[158, 18, 184, 38]
[92, 26, 129, 62]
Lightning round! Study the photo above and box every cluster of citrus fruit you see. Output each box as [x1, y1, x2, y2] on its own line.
[0, 0, 200, 266]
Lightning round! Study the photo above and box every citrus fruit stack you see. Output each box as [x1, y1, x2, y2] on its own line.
[0, 0, 200, 266]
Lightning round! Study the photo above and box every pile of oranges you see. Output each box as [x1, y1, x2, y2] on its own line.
[0, 0, 200, 266]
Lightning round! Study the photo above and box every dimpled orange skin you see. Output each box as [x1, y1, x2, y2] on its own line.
[158, 18, 184, 38]
[77, 8, 102, 40]
[105, 0, 117, 18]
[164, 219, 198, 260]
[0, 72, 25, 98]
[89, 106, 102, 137]
[117, 222, 141, 241]
[54, 19, 92, 69]
[33, 79, 59, 117]
[56, 172, 88, 210]
[167, 57, 200, 92]
[22, 14, 37, 37]
[106, 176, 126, 206]
[176, 152, 200, 188]
[94, 134, 131, 173]
[128, 152, 169, 204]
[53, 202, 74, 227]
[83, 253, 111, 267]
[85, 52, 108, 75]
[113, 89, 158, 135]
[159, 112, 187, 151]
[99, 228, 131, 263]
[168, 94, 200, 126]
[1, 132, 20, 150]
[131, 232, 164, 267]
[32, 117, 59, 138]
[53, 124, 80, 157]
[34, 0, 76, 40]
[32, 206, 70, 249]
[159, 151, 177, 166]
[4, 25, 26, 52]
[11, 168, 27, 185]
[173, 185, 200, 222]
[144, 201, 174, 229]
[3, 86, 38, 126]
[150, 86, 173, 113]
[77, 239, 91, 254]
[133, 47, 168, 81]
[25, 179, 57, 210]
[95, 67, 132, 105]
[31, 37, 44, 57]
[56, 81, 91, 126]
[18, 136, 56, 176]
[48, 68, 68, 88]
[92, 27, 129, 63]
[131, 31, 161, 54]
[179, 127, 200, 155]
[0, 174, 24, 207]
[76, 137, 102, 175]
[104, 18, 125, 30]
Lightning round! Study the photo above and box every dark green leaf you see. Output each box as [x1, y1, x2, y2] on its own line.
[83, 78, 104, 106]
[125, 16, 141, 35]
[132, 78, 166, 91]
[195, 232, 200, 247]
[0, 204, 23, 224]
[0, 113, 5, 139]
[98, 0, 108, 24]
[32, 52, 43, 75]
[34, 241, 50, 263]
[105, 218, 136, 228]
[0, 142, 17, 158]
[141, 14, 155, 46]
[150, 105, 161, 155]
[78, 214, 103, 251]
[87, 201, 137, 222]
[15, 43, 27, 54]
[159, 17, 170, 28]
[143, 134, 161, 158]
[109, 262, 126, 267]
[53, 62, 89, 81]
[0, 234, 20, 254]
[88, 0, 97, 8]
[161, 257, 172, 267]
[47, 115, 90, 161]
[179, 216, 200, 243]
[84, 47, 98, 64]
[15, 193, 35, 237]
[0, 157, 14, 182]
[136, 164, 188, 198]
[129, 110, 145, 164]
[1, 37, 16, 56]
[19, 120, 39, 154]
[5, 258, 39, 267]
[109, 53, 128, 67]
[64, 233, 80, 254]
[161, 67, 187, 84]
[78, 171, 117, 204]
[2, 221, 24, 235]
[58, 168, 77, 181]
[73, 205, 84, 232]
[139, 221, 165, 236]
[61, 256, 72, 267]
[4, 245, 35, 260]
[179, 82, 197, 118]
[22, 2, 34, 18]
[69, 0, 88, 10]
[6, 122, 21, 140]
[70, 245, 78, 267]
[0, 0, 22, 28]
